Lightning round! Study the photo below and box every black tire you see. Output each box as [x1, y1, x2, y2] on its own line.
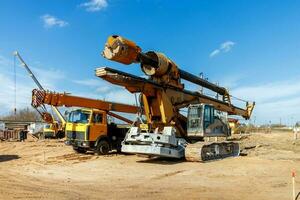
[116, 139, 123, 153]
[96, 140, 110, 155]
[116, 146, 122, 153]
[73, 147, 87, 154]
[39, 133, 45, 140]
[56, 131, 65, 139]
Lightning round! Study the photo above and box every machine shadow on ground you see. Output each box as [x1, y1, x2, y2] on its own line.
[0, 155, 20, 163]
[137, 156, 185, 165]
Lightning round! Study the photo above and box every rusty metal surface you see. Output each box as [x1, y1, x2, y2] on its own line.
[0, 130, 20, 141]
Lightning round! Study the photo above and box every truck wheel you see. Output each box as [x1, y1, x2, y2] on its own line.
[56, 131, 65, 139]
[39, 133, 45, 140]
[96, 140, 110, 155]
[73, 147, 87, 154]
[116, 146, 122, 153]
[116, 140, 122, 153]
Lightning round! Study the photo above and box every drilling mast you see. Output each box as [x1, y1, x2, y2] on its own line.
[95, 35, 255, 161]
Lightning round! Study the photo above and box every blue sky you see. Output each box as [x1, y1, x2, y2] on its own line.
[0, 0, 300, 125]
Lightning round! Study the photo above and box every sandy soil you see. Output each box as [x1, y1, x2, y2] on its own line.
[1, 132, 300, 200]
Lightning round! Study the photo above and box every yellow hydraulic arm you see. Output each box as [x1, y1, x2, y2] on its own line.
[51, 106, 66, 126]
[96, 35, 255, 160]
[96, 67, 254, 119]
[96, 35, 255, 137]
[99, 35, 255, 119]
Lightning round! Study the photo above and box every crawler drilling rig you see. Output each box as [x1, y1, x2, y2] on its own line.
[95, 35, 255, 161]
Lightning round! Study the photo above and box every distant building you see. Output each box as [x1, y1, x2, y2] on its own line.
[28, 122, 45, 134]
[0, 120, 44, 133]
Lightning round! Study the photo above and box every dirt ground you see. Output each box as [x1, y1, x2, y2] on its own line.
[1, 132, 300, 200]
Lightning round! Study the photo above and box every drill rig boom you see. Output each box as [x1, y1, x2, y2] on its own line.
[98, 35, 255, 161]
[101, 35, 254, 118]
[96, 67, 253, 120]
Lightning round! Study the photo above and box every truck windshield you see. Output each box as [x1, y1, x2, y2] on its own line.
[68, 111, 90, 124]
[44, 124, 51, 129]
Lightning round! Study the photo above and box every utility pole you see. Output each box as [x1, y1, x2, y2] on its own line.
[13, 54, 17, 120]
[253, 116, 256, 133]
[280, 117, 282, 126]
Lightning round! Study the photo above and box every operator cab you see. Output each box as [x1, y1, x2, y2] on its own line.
[187, 104, 230, 138]
[44, 124, 51, 129]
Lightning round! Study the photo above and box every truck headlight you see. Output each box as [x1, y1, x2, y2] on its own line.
[82, 141, 89, 147]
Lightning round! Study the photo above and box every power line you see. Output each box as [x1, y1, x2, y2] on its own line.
[229, 95, 249, 103]
[13, 54, 17, 118]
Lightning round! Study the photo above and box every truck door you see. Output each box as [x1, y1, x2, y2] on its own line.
[89, 111, 107, 142]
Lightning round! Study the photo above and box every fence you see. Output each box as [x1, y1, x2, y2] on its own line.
[0, 130, 20, 141]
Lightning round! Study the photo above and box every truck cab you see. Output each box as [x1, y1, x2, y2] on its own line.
[43, 123, 56, 138]
[65, 108, 129, 154]
[42, 120, 64, 139]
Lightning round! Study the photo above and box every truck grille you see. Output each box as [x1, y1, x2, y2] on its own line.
[66, 131, 85, 140]
[43, 131, 55, 137]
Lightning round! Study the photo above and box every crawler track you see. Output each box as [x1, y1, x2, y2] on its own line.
[185, 141, 240, 162]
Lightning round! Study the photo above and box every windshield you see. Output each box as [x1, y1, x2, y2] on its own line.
[67, 110, 90, 124]
[44, 124, 51, 129]
[188, 106, 203, 130]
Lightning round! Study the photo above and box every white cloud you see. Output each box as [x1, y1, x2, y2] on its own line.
[231, 79, 300, 103]
[0, 73, 35, 115]
[41, 14, 69, 28]
[0, 55, 12, 66]
[209, 49, 220, 58]
[221, 41, 235, 52]
[96, 86, 110, 93]
[0, 54, 67, 115]
[218, 74, 245, 89]
[209, 41, 235, 58]
[105, 90, 136, 105]
[73, 78, 103, 87]
[73, 78, 112, 93]
[74, 78, 136, 105]
[80, 0, 108, 12]
[231, 78, 300, 124]
[30, 67, 66, 89]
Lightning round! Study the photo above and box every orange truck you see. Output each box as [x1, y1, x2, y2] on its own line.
[32, 89, 139, 154]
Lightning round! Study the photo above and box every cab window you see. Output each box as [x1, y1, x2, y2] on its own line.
[204, 105, 215, 128]
[92, 113, 103, 123]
